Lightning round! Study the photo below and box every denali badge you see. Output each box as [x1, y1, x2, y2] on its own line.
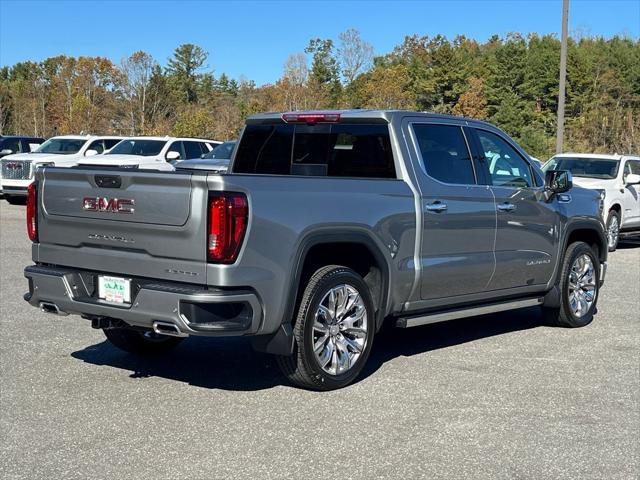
[83, 197, 135, 214]
[88, 233, 135, 244]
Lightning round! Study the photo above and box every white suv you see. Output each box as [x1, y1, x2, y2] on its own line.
[1, 135, 123, 203]
[543, 153, 640, 251]
[79, 137, 221, 170]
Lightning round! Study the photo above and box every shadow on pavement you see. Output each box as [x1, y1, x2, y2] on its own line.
[72, 306, 544, 392]
[617, 237, 640, 249]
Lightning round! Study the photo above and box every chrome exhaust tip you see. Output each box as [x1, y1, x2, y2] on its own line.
[152, 321, 188, 338]
[39, 302, 68, 316]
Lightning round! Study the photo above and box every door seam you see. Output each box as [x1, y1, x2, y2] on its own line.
[484, 185, 498, 290]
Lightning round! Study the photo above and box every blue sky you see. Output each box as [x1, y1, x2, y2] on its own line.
[1, 0, 638, 85]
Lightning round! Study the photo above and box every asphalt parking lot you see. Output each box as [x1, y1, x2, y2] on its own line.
[0, 201, 638, 480]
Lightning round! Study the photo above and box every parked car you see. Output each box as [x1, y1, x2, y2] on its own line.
[80, 137, 221, 170]
[1, 135, 122, 203]
[0, 135, 44, 158]
[176, 140, 237, 173]
[0, 135, 45, 197]
[543, 153, 640, 251]
[24, 110, 607, 390]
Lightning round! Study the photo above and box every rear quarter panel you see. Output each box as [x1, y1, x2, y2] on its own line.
[208, 174, 417, 333]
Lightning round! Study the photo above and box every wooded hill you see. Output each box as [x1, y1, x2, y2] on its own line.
[1, 30, 638, 160]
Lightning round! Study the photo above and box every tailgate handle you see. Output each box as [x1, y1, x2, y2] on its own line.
[95, 175, 122, 189]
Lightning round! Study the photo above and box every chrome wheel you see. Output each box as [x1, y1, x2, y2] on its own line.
[607, 215, 619, 249]
[568, 254, 597, 318]
[312, 284, 368, 375]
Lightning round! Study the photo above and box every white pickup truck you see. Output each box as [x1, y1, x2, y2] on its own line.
[543, 153, 640, 251]
[1, 135, 123, 203]
[79, 136, 221, 170]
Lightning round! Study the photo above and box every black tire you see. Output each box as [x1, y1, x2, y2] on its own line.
[542, 241, 600, 328]
[5, 195, 26, 205]
[276, 265, 376, 391]
[103, 327, 184, 355]
[606, 210, 620, 252]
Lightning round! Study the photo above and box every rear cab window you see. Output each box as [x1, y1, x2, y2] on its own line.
[233, 122, 396, 179]
[411, 124, 476, 185]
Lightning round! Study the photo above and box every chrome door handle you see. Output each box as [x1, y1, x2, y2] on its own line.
[497, 202, 516, 212]
[425, 202, 448, 212]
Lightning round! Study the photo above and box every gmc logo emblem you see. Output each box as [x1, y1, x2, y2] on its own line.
[5, 162, 22, 169]
[83, 197, 135, 214]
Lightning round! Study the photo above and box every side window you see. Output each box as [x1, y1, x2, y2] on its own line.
[103, 139, 121, 150]
[86, 140, 105, 155]
[184, 141, 203, 159]
[476, 130, 532, 188]
[630, 161, 640, 175]
[27, 142, 42, 152]
[412, 124, 476, 185]
[2, 138, 21, 153]
[166, 141, 185, 160]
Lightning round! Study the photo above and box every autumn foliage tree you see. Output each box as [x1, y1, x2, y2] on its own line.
[1, 32, 638, 158]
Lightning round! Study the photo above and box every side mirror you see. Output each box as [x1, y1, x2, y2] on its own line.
[625, 173, 640, 185]
[85, 149, 98, 157]
[166, 151, 181, 161]
[0, 148, 13, 156]
[544, 170, 572, 201]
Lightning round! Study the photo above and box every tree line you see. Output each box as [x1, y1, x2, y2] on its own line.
[1, 29, 638, 159]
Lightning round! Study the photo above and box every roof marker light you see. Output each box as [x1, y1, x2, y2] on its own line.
[281, 113, 341, 124]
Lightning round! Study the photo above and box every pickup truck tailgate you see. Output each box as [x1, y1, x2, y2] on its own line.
[35, 167, 210, 284]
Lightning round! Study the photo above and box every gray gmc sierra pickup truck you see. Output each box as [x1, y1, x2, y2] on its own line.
[24, 110, 607, 390]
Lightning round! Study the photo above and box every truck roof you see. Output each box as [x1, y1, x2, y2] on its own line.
[46, 134, 125, 141]
[247, 109, 497, 129]
[120, 136, 221, 143]
[552, 153, 640, 161]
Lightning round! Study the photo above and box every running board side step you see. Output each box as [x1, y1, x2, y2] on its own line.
[396, 297, 544, 328]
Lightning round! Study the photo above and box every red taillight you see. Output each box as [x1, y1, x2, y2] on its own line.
[281, 112, 341, 123]
[207, 193, 248, 263]
[27, 182, 38, 242]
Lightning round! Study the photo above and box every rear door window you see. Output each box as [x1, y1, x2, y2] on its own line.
[412, 124, 476, 185]
[103, 139, 121, 150]
[233, 123, 395, 178]
[184, 141, 204, 159]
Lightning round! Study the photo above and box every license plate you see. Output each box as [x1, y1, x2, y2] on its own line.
[98, 276, 131, 304]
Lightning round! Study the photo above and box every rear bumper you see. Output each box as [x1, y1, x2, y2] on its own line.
[2, 178, 31, 194]
[2, 185, 28, 196]
[24, 265, 263, 337]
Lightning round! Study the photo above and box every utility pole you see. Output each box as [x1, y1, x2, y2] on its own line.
[556, 0, 570, 154]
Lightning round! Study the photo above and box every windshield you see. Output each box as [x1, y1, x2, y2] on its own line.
[107, 139, 165, 156]
[203, 141, 236, 160]
[35, 138, 85, 155]
[543, 157, 620, 179]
